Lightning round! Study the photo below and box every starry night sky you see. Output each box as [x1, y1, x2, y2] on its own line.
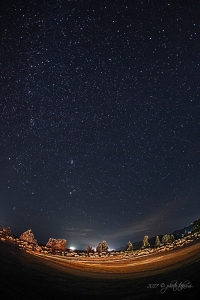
[1, 0, 200, 250]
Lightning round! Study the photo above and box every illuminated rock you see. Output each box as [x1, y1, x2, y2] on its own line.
[125, 241, 133, 251]
[46, 238, 66, 251]
[19, 229, 38, 246]
[35, 245, 42, 252]
[154, 236, 161, 247]
[141, 235, 150, 249]
[96, 240, 108, 253]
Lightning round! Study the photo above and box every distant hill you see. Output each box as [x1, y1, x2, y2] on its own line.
[172, 224, 193, 238]
[117, 223, 194, 251]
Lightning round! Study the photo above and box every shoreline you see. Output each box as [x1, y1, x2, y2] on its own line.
[1, 239, 200, 298]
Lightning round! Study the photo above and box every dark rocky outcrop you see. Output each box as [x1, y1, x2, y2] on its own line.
[19, 229, 38, 246]
[87, 245, 93, 254]
[0, 227, 12, 236]
[46, 238, 66, 251]
[4, 227, 12, 236]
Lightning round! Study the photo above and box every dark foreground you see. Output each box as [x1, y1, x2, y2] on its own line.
[0, 240, 200, 300]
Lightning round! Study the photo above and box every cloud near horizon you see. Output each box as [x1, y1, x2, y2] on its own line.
[104, 197, 198, 244]
[61, 227, 94, 237]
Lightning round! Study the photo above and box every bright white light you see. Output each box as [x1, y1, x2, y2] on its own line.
[70, 246, 75, 251]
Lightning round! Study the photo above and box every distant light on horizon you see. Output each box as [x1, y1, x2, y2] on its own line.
[69, 246, 75, 251]
[108, 247, 115, 251]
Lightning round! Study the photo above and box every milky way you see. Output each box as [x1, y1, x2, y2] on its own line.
[1, 0, 200, 249]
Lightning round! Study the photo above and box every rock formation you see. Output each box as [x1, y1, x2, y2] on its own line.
[193, 218, 200, 233]
[3, 227, 12, 236]
[96, 240, 108, 253]
[126, 241, 133, 251]
[141, 235, 150, 249]
[96, 242, 102, 253]
[87, 245, 93, 254]
[19, 229, 38, 246]
[162, 233, 175, 244]
[46, 238, 66, 251]
[154, 235, 161, 247]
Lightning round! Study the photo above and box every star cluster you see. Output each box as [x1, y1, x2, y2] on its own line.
[1, 0, 200, 249]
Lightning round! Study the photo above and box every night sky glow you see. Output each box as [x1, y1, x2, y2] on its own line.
[1, 0, 200, 250]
